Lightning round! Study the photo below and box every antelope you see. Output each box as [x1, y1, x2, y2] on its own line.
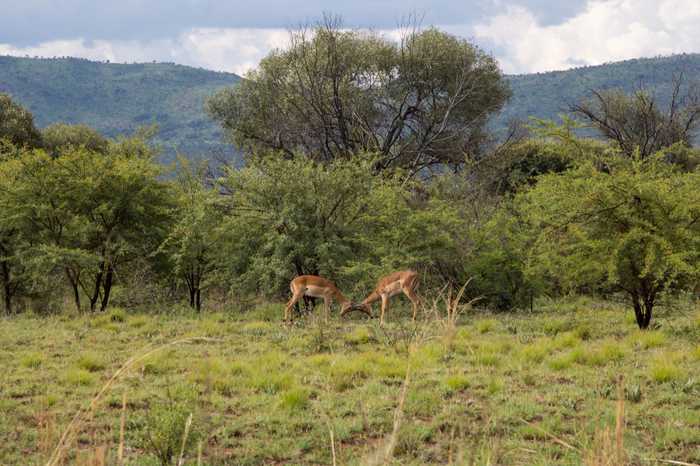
[343, 270, 420, 326]
[284, 275, 354, 323]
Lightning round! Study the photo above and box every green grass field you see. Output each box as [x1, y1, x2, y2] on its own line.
[1, 296, 699, 465]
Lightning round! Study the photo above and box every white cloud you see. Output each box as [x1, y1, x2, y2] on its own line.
[0, 28, 290, 75]
[2, 3, 699, 76]
[473, 0, 700, 73]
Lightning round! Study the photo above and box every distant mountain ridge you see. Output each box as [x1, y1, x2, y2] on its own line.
[0, 56, 240, 163]
[2, 53, 700, 162]
[498, 53, 700, 129]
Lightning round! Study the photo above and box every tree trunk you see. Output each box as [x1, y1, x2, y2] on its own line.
[195, 288, 201, 312]
[90, 261, 104, 312]
[631, 290, 655, 329]
[99, 265, 114, 312]
[1, 259, 12, 314]
[66, 268, 81, 313]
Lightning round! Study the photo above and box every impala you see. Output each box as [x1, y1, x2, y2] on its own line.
[342, 270, 420, 325]
[284, 275, 354, 323]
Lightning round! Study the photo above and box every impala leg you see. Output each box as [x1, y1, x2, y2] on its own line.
[380, 294, 388, 326]
[285, 291, 303, 323]
[403, 287, 420, 321]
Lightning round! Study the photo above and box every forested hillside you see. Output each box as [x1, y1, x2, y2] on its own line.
[0, 56, 240, 163]
[498, 53, 700, 128]
[2, 54, 700, 162]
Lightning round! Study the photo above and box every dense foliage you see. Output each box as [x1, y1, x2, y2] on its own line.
[1, 42, 699, 330]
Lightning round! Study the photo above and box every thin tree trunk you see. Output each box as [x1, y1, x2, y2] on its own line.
[99, 265, 114, 312]
[1, 260, 12, 314]
[66, 268, 81, 313]
[195, 289, 201, 312]
[90, 261, 105, 312]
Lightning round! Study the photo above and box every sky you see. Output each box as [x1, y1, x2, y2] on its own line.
[0, 0, 699, 76]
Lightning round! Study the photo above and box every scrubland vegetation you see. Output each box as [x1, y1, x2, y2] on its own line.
[2, 297, 700, 465]
[1, 15, 699, 466]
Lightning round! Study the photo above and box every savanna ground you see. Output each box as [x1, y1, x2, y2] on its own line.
[1, 295, 699, 465]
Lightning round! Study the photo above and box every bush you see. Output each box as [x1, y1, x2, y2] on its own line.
[142, 387, 200, 466]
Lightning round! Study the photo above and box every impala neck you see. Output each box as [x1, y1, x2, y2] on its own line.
[333, 288, 351, 305]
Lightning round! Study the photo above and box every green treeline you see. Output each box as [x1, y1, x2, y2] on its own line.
[1, 21, 699, 329]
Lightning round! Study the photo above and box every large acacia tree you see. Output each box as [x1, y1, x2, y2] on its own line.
[207, 18, 510, 177]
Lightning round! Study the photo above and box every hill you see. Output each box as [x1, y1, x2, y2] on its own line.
[500, 53, 700, 128]
[2, 53, 700, 162]
[0, 56, 240, 163]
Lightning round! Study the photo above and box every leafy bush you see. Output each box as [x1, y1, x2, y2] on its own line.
[141, 387, 200, 466]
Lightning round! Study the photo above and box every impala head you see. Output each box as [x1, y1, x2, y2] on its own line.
[340, 302, 373, 318]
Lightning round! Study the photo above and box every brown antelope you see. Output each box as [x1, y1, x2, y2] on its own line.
[284, 275, 354, 323]
[343, 270, 420, 326]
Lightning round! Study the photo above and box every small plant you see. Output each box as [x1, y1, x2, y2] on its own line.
[542, 318, 570, 336]
[521, 339, 552, 364]
[109, 308, 127, 323]
[77, 353, 107, 372]
[628, 330, 666, 349]
[142, 387, 200, 466]
[625, 384, 642, 403]
[574, 324, 593, 341]
[64, 368, 96, 386]
[279, 388, 310, 411]
[486, 377, 503, 395]
[344, 325, 373, 346]
[649, 360, 684, 383]
[21, 352, 44, 369]
[444, 374, 470, 392]
[476, 319, 497, 334]
[548, 353, 574, 371]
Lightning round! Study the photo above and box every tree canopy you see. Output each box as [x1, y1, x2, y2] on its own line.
[0, 93, 42, 148]
[207, 19, 510, 177]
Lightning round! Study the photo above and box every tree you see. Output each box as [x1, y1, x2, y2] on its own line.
[207, 17, 509, 177]
[0, 135, 173, 313]
[159, 159, 222, 311]
[215, 154, 462, 299]
[42, 123, 109, 156]
[0, 93, 42, 148]
[522, 154, 700, 329]
[570, 76, 700, 159]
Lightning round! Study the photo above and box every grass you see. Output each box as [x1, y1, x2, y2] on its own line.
[1, 297, 699, 465]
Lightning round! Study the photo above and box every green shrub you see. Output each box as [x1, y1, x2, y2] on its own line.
[141, 388, 200, 466]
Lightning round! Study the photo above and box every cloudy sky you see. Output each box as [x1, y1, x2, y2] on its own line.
[0, 0, 699, 75]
